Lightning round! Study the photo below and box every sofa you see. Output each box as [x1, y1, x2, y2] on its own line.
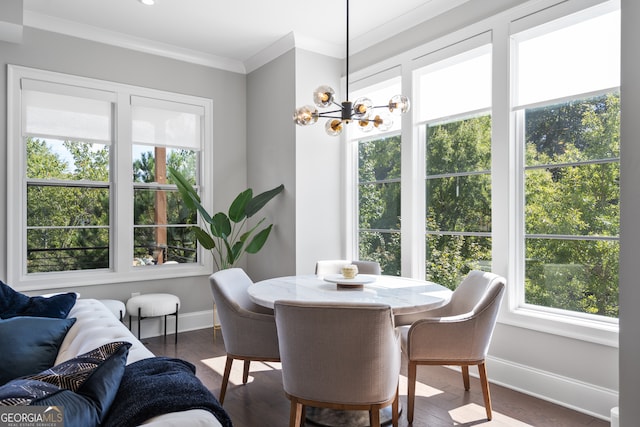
[0, 283, 232, 427]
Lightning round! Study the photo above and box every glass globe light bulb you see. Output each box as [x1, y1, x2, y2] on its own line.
[353, 97, 373, 119]
[325, 119, 344, 136]
[358, 119, 374, 132]
[293, 105, 319, 126]
[388, 95, 410, 115]
[373, 113, 393, 131]
[313, 85, 335, 108]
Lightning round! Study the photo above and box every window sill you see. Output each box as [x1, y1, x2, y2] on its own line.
[11, 264, 212, 292]
[499, 305, 619, 348]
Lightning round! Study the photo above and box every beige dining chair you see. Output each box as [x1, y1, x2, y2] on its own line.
[209, 268, 280, 404]
[398, 270, 506, 423]
[315, 259, 382, 275]
[274, 300, 400, 427]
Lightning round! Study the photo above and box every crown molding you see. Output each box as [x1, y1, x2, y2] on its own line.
[23, 10, 246, 74]
[244, 31, 343, 74]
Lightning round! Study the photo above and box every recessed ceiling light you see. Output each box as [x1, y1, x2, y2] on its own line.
[139, 0, 155, 5]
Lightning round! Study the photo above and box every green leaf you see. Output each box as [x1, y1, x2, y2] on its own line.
[228, 189, 252, 223]
[245, 184, 284, 218]
[169, 167, 199, 203]
[238, 218, 266, 243]
[245, 224, 273, 253]
[193, 227, 215, 250]
[230, 241, 244, 263]
[211, 213, 231, 238]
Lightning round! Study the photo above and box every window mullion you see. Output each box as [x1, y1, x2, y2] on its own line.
[114, 91, 133, 274]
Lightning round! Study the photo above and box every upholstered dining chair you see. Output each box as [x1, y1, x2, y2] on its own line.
[274, 300, 401, 427]
[315, 259, 382, 275]
[209, 268, 280, 404]
[398, 270, 506, 423]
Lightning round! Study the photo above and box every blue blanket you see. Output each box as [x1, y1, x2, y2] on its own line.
[101, 357, 232, 427]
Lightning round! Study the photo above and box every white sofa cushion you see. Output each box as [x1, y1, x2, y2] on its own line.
[55, 299, 223, 427]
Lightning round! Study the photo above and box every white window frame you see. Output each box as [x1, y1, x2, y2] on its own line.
[7, 65, 214, 291]
[344, 0, 619, 347]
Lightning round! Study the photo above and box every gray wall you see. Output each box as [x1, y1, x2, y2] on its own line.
[246, 48, 343, 280]
[0, 27, 247, 314]
[246, 49, 297, 281]
[620, 0, 640, 424]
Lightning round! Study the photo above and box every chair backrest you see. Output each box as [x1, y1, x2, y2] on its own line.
[315, 259, 382, 275]
[209, 268, 279, 358]
[352, 260, 382, 275]
[406, 271, 505, 361]
[444, 270, 505, 317]
[274, 300, 400, 405]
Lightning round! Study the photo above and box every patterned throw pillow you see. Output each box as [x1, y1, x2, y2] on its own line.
[0, 341, 132, 427]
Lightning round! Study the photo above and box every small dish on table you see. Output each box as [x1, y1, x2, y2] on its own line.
[323, 274, 377, 289]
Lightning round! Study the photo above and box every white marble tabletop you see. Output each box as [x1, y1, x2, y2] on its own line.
[248, 274, 452, 315]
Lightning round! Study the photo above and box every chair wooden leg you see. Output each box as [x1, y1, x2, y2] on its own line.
[242, 360, 251, 384]
[369, 405, 381, 427]
[478, 362, 493, 420]
[219, 356, 233, 404]
[392, 385, 399, 427]
[289, 399, 303, 427]
[462, 365, 470, 391]
[407, 361, 417, 423]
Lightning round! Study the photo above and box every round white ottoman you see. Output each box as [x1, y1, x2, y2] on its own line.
[99, 299, 126, 321]
[126, 293, 180, 344]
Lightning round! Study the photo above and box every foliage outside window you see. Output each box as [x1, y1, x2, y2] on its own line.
[425, 115, 492, 289]
[358, 135, 401, 276]
[27, 138, 110, 272]
[522, 95, 619, 317]
[132, 146, 198, 266]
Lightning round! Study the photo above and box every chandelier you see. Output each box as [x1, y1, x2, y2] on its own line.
[293, 0, 410, 136]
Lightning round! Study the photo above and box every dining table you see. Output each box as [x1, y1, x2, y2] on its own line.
[247, 273, 453, 427]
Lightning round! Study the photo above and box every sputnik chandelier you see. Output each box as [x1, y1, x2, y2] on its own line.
[293, 0, 410, 136]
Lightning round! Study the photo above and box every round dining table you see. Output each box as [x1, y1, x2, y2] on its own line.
[248, 273, 452, 315]
[248, 273, 453, 427]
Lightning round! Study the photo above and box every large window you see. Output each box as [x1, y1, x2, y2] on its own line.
[348, 0, 620, 339]
[513, 3, 620, 318]
[7, 66, 213, 289]
[417, 46, 492, 289]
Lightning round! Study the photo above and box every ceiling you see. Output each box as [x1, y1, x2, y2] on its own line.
[22, 0, 470, 73]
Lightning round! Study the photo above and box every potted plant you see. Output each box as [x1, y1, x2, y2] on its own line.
[169, 166, 284, 270]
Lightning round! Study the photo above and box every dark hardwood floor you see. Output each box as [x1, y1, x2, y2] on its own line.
[144, 328, 608, 427]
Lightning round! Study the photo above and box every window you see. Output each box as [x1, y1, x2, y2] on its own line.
[22, 83, 113, 273]
[512, 3, 620, 318]
[353, 79, 403, 276]
[417, 45, 492, 289]
[7, 66, 213, 289]
[131, 97, 202, 266]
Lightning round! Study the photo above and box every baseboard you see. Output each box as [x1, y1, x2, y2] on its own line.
[486, 355, 618, 421]
[127, 309, 215, 340]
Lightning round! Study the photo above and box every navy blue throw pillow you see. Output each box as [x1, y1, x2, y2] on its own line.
[0, 316, 76, 385]
[0, 280, 77, 319]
